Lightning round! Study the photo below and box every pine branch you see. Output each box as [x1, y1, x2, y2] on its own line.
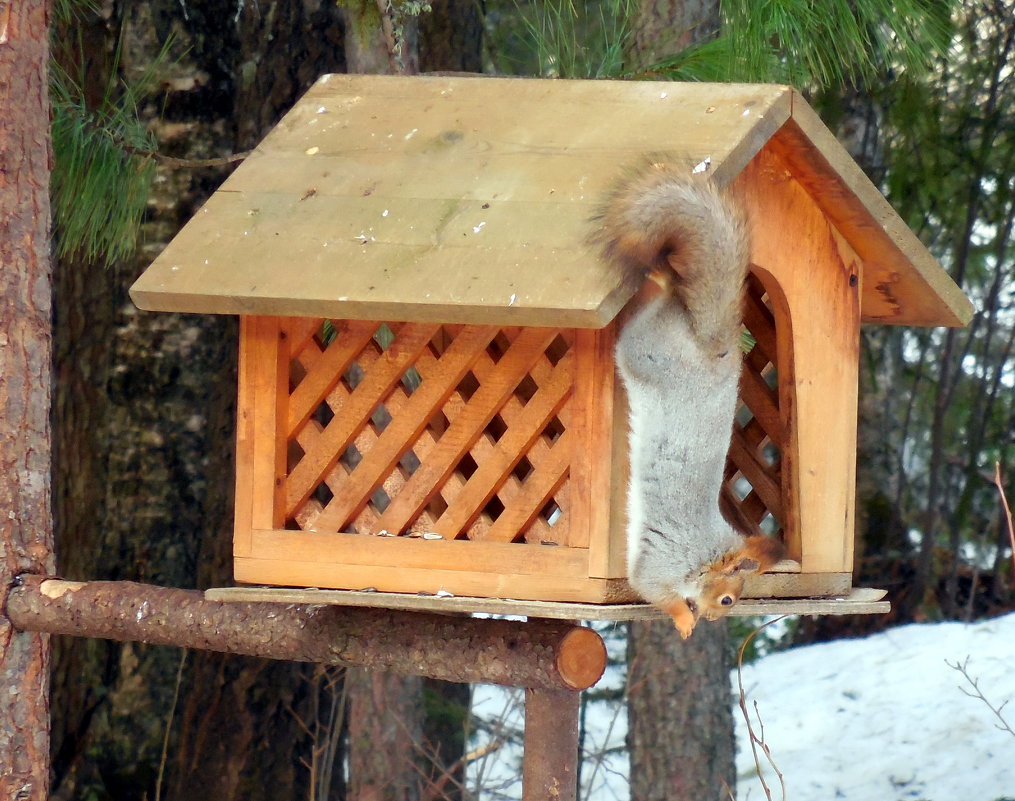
[644, 0, 953, 89]
[118, 140, 252, 169]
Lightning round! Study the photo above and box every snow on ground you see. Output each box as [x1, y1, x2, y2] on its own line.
[468, 611, 1015, 800]
[736, 612, 1015, 801]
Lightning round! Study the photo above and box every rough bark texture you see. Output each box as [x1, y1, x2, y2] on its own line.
[346, 668, 425, 801]
[48, 3, 349, 798]
[626, 0, 719, 71]
[0, 1, 55, 799]
[9, 576, 606, 690]
[340, 0, 419, 74]
[419, 0, 483, 73]
[627, 620, 735, 801]
[622, 5, 740, 799]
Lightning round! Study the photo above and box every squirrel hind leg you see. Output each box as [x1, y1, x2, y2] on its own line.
[739, 535, 787, 573]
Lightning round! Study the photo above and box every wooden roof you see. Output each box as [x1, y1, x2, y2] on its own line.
[130, 74, 972, 328]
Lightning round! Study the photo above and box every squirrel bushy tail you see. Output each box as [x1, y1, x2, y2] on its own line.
[595, 163, 750, 356]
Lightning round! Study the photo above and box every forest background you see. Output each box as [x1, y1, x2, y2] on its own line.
[19, 0, 1015, 799]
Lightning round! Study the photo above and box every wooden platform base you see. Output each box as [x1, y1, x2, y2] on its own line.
[205, 586, 890, 619]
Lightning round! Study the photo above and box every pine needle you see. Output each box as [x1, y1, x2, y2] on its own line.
[643, 0, 952, 89]
[50, 30, 172, 266]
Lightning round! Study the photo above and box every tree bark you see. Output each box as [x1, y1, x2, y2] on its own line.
[341, 0, 419, 75]
[346, 668, 425, 801]
[627, 620, 735, 801]
[626, 0, 719, 71]
[624, 3, 737, 798]
[0, 1, 55, 799]
[48, 3, 349, 798]
[419, 0, 482, 73]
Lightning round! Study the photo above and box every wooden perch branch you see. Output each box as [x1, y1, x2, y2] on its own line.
[4, 575, 606, 691]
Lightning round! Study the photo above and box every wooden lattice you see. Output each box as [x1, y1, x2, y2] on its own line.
[283, 321, 578, 545]
[722, 273, 788, 540]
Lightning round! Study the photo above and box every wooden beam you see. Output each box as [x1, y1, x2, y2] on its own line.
[773, 104, 973, 327]
[523, 688, 580, 801]
[5, 575, 606, 691]
[737, 145, 861, 574]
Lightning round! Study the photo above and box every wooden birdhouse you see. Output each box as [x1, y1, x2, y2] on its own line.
[130, 75, 971, 613]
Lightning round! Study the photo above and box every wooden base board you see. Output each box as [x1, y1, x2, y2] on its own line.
[233, 552, 850, 604]
[206, 586, 890, 619]
[234, 556, 640, 603]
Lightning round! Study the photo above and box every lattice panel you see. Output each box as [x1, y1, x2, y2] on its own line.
[722, 273, 786, 538]
[282, 320, 576, 544]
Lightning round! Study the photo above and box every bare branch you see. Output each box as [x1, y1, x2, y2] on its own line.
[947, 656, 1015, 738]
[155, 648, 188, 801]
[736, 618, 788, 801]
[994, 462, 1015, 577]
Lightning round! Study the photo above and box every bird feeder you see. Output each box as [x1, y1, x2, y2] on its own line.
[130, 75, 971, 616]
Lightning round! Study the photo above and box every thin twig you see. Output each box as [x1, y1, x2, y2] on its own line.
[155, 648, 188, 801]
[81, 111, 251, 168]
[412, 736, 503, 801]
[736, 618, 788, 801]
[946, 656, 1015, 738]
[121, 140, 251, 168]
[580, 684, 626, 798]
[993, 462, 1015, 576]
[469, 687, 525, 796]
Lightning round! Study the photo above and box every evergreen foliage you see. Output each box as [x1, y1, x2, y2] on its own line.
[662, 0, 952, 87]
[496, 0, 953, 89]
[504, 0, 638, 78]
[50, 23, 166, 266]
[861, 3, 1015, 617]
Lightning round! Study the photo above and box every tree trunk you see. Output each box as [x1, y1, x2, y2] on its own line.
[341, 0, 419, 75]
[627, 620, 735, 801]
[419, 0, 482, 73]
[48, 2, 349, 799]
[626, 0, 719, 71]
[346, 669, 424, 801]
[623, 3, 736, 798]
[0, 1, 55, 799]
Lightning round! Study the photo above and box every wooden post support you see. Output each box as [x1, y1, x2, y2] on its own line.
[5, 575, 607, 691]
[523, 688, 580, 801]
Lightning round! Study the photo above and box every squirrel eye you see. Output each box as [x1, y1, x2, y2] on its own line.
[720, 595, 734, 606]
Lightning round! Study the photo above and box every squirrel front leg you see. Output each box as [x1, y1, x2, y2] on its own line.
[660, 597, 699, 640]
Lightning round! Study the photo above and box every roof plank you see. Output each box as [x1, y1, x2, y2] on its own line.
[130, 74, 969, 329]
[130, 76, 790, 326]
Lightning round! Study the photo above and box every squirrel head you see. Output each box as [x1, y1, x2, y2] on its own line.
[659, 535, 786, 639]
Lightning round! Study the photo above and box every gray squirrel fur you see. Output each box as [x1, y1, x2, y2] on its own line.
[595, 162, 785, 638]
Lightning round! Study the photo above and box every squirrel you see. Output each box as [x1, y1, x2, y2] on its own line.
[594, 161, 786, 639]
